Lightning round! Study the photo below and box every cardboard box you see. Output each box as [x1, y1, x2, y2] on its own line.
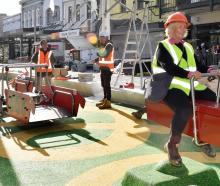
[52, 68, 68, 77]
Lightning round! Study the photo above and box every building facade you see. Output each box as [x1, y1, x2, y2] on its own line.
[1, 0, 220, 64]
[3, 14, 22, 59]
[158, 0, 220, 65]
[159, 0, 220, 47]
[99, 0, 162, 59]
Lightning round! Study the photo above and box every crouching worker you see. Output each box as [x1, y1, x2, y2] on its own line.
[96, 31, 114, 109]
[147, 12, 217, 166]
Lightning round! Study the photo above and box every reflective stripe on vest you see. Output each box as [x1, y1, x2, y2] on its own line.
[152, 39, 206, 95]
[99, 42, 114, 71]
[37, 50, 53, 73]
[152, 45, 165, 74]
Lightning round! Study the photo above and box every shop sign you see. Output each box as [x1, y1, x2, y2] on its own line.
[58, 29, 80, 38]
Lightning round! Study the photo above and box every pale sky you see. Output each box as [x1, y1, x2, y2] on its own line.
[0, 0, 21, 16]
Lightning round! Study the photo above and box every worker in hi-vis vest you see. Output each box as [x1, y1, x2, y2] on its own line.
[150, 12, 219, 166]
[31, 39, 56, 92]
[95, 31, 114, 109]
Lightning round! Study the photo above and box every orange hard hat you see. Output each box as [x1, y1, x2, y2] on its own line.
[164, 12, 190, 29]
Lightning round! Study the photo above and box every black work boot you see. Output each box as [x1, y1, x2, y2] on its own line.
[164, 135, 182, 167]
[192, 139, 216, 158]
[201, 144, 216, 158]
[131, 111, 143, 119]
[131, 107, 146, 119]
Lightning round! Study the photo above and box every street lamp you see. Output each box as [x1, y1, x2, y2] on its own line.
[34, 8, 37, 42]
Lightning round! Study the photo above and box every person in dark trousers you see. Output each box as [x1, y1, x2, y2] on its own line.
[31, 39, 56, 92]
[96, 31, 114, 109]
[200, 43, 207, 66]
[132, 107, 146, 119]
[146, 12, 218, 167]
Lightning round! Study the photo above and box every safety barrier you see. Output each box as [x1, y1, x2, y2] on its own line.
[206, 53, 220, 66]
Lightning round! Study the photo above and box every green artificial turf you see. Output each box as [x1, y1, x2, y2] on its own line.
[121, 157, 220, 186]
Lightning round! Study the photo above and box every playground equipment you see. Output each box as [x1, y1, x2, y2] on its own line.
[0, 63, 85, 124]
[147, 73, 220, 147]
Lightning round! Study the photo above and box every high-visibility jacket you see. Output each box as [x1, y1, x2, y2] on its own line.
[37, 50, 53, 73]
[152, 39, 206, 96]
[98, 42, 114, 71]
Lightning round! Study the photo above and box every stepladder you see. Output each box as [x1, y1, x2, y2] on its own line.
[114, 0, 153, 89]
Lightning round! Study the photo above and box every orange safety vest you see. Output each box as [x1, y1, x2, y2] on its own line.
[37, 50, 53, 73]
[98, 42, 114, 71]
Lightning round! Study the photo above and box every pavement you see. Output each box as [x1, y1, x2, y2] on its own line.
[1, 65, 149, 107]
[53, 70, 148, 107]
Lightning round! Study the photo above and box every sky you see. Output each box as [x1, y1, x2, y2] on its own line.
[0, 0, 21, 16]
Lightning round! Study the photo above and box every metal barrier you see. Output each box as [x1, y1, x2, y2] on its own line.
[205, 53, 220, 66]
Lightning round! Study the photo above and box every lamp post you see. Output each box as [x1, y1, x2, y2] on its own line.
[100, 0, 110, 35]
[34, 8, 37, 42]
[20, 37, 22, 58]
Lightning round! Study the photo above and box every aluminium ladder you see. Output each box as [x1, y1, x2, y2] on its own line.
[114, 0, 153, 89]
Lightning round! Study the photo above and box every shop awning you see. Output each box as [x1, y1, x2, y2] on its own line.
[67, 36, 95, 50]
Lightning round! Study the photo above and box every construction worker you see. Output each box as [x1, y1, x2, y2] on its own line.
[131, 107, 146, 119]
[31, 39, 56, 92]
[149, 12, 219, 166]
[95, 31, 114, 109]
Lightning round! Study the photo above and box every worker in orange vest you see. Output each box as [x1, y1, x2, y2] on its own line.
[31, 39, 56, 92]
[96, 31, 114, 109]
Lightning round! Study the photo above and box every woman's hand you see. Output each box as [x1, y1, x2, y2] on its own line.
[187, 71, 202, 80]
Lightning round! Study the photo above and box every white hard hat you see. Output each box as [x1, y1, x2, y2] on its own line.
[99, 31, 109, 37]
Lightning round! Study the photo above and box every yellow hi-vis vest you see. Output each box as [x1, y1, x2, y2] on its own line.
[37, 50, 53, 73]
[152, 39, 206, 95]
[98, 42, 114, 71]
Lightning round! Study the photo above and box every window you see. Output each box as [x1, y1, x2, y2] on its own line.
[32, 10, 35, 27]
[28, 10, 32, 27]
[36, 8, 40, 26]
[24, 12, 28, 28]
[46, 8, 53, 25]
[120, 0, 126, 13]
[87, 2, 91, 19]
[137, 0, 144, 9]
[191, 0, 206, 3]
[54, 6, 60, 22]
[76, 4, 80, 21]
[68, 6, 72, 22]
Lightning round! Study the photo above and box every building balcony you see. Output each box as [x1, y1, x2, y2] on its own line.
[160, 0, 220, 14]
[176, 0, 220, 10]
